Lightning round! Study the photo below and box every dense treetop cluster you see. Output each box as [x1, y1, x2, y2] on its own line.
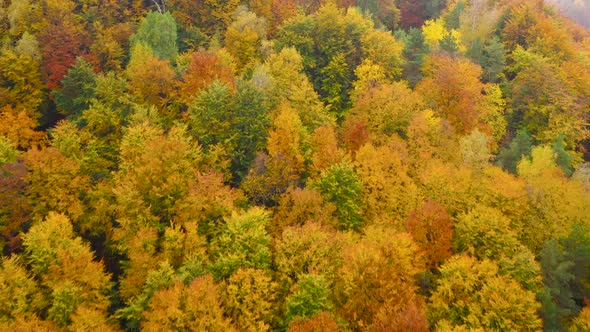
[1, 0, 590, 330]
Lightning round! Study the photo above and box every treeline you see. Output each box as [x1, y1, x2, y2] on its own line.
[1, 0, 590, 331]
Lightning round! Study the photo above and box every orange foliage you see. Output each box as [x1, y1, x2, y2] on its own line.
[0, 106, 45, 149]
[417, 55, 486, 135]
[272, 188, 337, 235]
[406, 200, 453, 269]
[39, 23, 89, 90]
[288, 312, 340, 332]
[177, 50, 235, 104]
[342, 116, 370, 153]
[127, 57, 175, 106]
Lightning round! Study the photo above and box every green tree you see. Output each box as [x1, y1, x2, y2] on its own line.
[53, 58, 96, 120]
[540, 226, 590, 330]
[209, 208, 272, 280]
[496, 129, 533, 174]
[284, 274, 332, 325]
[398, 28, 429, 86]
[552, 133, 574, 177]
[131, 11, 178, 61]
[313, 161, 363, 230]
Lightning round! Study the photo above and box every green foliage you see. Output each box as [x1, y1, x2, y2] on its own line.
[284, 274, 332, 325]
[313, 161, 363, 230]
[131, 11, 178, 61]
[400, 27, 429, 86]
[210, 208, 271, 280]
[53, 58, 96, 120]
[552, 134, 574, 177]
[190, 80, 269, 182]
[0, 136, 17, 165]
[540, 225, 590, 330]
[496, 129, 533, 174]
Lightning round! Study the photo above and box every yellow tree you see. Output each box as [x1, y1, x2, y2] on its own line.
[142, 275, 236, 331]
[274, 222, 345, 290]
[22, 212, 113, 329]
[308, 125, 344, 178]
[350, 77, 426, 144]
[271, 188, 337, 236]
[354, 143, 420, 227]
[335, 228, 427, 331]
[417, 55, 488, 135]
[517, 145, 590, 251]
[24, 146, 90, 222]
[428, 255, 542, 331]
[220, 268, 278, 332]
[224, 9, 267, 69]
[258, 47, 333, 131]
[126, 43, 175, 107]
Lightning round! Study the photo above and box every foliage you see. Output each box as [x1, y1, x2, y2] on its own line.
[209, 208, 272, 280]
[312, 161, 364, 230]
[2, 1, 590, 331]
[428, 255, 542, 331]
[131, 11, 178, 61]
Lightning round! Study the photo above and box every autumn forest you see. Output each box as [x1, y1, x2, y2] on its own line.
[1, 0, 590, 330]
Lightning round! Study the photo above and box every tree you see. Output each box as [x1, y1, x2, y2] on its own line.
[552, 133, 574, 177]
[131, 11, 178, 61]
[258, 47, 332, 131]
[0, 160, 31, 255]
[22, 212, 112, 328]
[308, 126, 344, 177]
[0, 256, 44, 323]
[398, 28, 429, 86]
[53, 58, 96, 120]
[350, 78, 425, 142]
[276, 4, 374, 116]
[288, 312, 340, 332]
[126, 43, 175, 106]
[177, 50, 235, 105]
[428, 255, 542, 331]
[189, 80, 234, 148]
[271, 188, 337, 235]
[460, 129, 492, 170]
[417, 55, 487, 135]
[406, 200, 453, 269]
[24, 146, 90, 222]
[312, 161, 363, 230]
[0, 49, 45, 117]
[336, 228, 427, 331]
[224, 9, 267, 69]
[209, 208, 272, 280]
[360, 29, 404, 80]
[142, 275, 236, 331]
[507, 47, 590, 151]
[284, 274, 332, 325]
[496, 129, 533, 174]
[453, 205, 542, 290]
[540, 226, 590, 330]
[274, 223, 345, 290]
[39, 22, 88, 90]
[221, 268, 278, 332]
[354, 143, 420, 227]
[517, 145, 590, 251]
